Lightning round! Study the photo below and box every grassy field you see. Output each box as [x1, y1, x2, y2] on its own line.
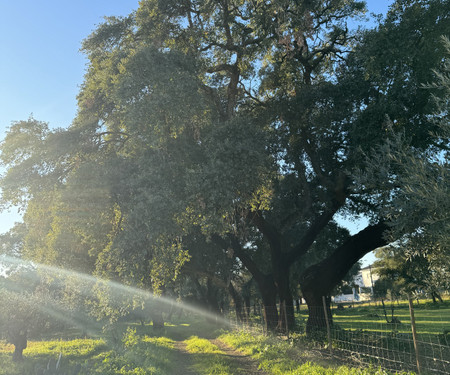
[1, 300, 448, 374]
[0, 316, 414, 375]
[291, 299, 450, 375]
[328, 300, 450, 336]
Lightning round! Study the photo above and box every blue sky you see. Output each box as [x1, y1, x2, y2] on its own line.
[0, 0, 393, 265]
[0, 0, 140, 231]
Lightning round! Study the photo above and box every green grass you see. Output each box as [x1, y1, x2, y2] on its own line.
[25, 338, 107, 358]
[220, 330, 413, 375]
[0, 338, 108, 375]
[184, 336, 242, 374]
[1, 303, 447, 374]
[185, 336, 222, 353]
[293, 299, 450, 375]
[295, 300, 450, 337]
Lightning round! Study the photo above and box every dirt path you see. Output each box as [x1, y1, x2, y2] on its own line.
[210, 339, 269, 375]
[172, 340, 198, 375]
[172, 338, 268, 375]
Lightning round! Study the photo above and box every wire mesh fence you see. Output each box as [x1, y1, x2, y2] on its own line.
[229, 298, 450, 375]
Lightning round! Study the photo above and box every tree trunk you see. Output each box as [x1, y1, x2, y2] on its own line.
[213, 234, 279, 331]
[205, 277, 222, 319]
[228, 282, 244, 323]
[431, 291, 443, 303]
[243, 294, 251, 322]
[302, 286, 332, 334]
[257, 275, 279, 331]
[300, 223, 388, 334]
[11, 331, 27, 362]
[275, 270, 295, 332]
[151, 310, 164, 331]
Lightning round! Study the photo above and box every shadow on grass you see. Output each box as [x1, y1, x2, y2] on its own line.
[136, 315, 231, 342]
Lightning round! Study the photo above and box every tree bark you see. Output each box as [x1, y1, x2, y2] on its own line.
[205, 277, 221, 315]
[252, 208, 342, 333]
[258, 274, 279, 331]
[300, 222, 388, 334]
[228, 281, 244, 323]
[275, 268, 295, 331]
[212, 233, 280, 331]
[151, 309, 165, 331]
[302, 288, 332, 335]
[243, 294, 251, 321]
[11, 331, 27, 362]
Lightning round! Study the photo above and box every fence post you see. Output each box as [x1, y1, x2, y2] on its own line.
[408, 295, 422, 375]
[261, 305, 266, 335]
[322, 296, 332, 354]
[283, 301, 289, 339]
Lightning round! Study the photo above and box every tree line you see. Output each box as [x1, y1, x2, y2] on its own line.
[0, 0, 448, 336]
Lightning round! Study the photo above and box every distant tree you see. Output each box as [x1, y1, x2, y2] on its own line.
[373, 245, 449, 302]
[0, 270, 68, 361]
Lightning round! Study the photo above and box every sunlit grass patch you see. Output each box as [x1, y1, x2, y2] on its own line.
[185, 336, 223, 354]
[0, 338, 108, 375]
[184, 336, 242, 374]
[24, 338, 107, 358]
[0, 341, 14, 353]
[327, 300, 450, 336]
[89, 327, 179, 374]
[219, 330, 414, 375]
[218, 330, 262, 356]
[142, 335, 175, 348]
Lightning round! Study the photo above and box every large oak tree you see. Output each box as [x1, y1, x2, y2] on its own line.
[1, 0, 448, 332]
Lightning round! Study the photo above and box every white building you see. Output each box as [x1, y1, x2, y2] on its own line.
[332, 266, 379, 303]
[358, 265, 379, 290]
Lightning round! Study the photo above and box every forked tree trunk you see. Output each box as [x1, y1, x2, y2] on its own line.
[205, 278, 222, 322]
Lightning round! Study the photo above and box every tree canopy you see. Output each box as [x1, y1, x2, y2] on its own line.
[0, 0, 449, 332]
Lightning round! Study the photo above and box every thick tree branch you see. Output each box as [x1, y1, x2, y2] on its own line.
[251, 210, 283, 256]
[206, 63, 237, 74]
[286, 203, 341, 265]
[200, 84, 226, 120]
[286, 171, 348, 264]
[300, 128, 331, 188]
[211, 233, 266, 282]
[300, 222, 389, 294]
[182, 264, 229, 289]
